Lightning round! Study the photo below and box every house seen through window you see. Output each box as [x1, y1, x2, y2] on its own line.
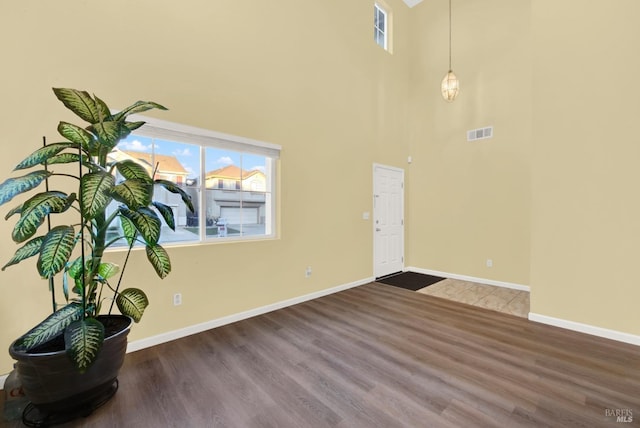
[105, 118, 279, 246]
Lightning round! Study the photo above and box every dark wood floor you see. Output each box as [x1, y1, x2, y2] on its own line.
[2, 282, 639, 427]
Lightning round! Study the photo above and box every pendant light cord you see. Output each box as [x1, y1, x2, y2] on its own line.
[448, 0, 452, 71]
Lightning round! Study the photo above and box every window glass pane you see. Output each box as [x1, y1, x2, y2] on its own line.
[104, 118, 278, 248]
[203, 149, 272, 238]
[374, 4, 387, 49]
[205, 148, 241, 238]
[240, 154, 269, 237]
[106, 135, 200, 246]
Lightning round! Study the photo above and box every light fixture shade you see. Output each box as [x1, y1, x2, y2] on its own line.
[441, 70, 459, 102]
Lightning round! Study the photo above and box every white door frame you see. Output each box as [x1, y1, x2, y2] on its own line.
[373, 163, 405, 278]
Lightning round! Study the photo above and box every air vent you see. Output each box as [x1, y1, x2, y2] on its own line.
[467, 126, 494, 141]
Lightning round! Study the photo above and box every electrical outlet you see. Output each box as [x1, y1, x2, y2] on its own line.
[486, 259, 493, 268]
[173, 293, 182, 306]
[305, 266, 312, 278]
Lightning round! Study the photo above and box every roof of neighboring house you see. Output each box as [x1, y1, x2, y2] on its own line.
[205, 165, 263, 180]
[120, 150, 189, 176]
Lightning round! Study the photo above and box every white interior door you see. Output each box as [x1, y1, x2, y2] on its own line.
[373, 164, 404, 278]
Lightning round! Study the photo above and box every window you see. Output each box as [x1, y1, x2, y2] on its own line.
[374, 3, 388, 50]
[106, 116, 280, 246]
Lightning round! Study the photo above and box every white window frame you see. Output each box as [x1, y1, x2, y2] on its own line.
[374, 3, 389, 51]
[124, 114, 280, 245]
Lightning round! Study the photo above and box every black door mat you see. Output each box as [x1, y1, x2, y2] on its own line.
[376, 272, 445, 291]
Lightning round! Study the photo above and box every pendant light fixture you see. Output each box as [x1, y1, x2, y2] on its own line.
[441, 0, 459, 102]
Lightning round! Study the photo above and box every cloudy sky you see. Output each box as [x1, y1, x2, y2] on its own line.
[117, 135, 266, 178]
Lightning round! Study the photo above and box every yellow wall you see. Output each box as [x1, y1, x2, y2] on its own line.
[406, 0, 532, 286]
[407, 0, 640, 337]
[530, 0, 640, 334]
[0, 0, 411, 372]
[1, 0, 638, 374]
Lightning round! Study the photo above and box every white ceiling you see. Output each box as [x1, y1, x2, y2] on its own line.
[403, 0, 424, 7]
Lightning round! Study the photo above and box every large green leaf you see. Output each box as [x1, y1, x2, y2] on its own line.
[120, 207, 161, 245]
[66, 256, 90, 295]
[13, 302, 83, 351]
[115, 160, 152, 183]
[154, 179, 194, 213]
[45, 152, 82, 166]
[124, 121, 146, 132]
[112, 100, 167, 122]
[118, 212, 138, 246]
[37, 225, 76, 278]
[92, 121, 130, 151]
[0, 170, 52, 206]
[64, 318, 105, 373]
[98, 262, 119, 280]
[4, 204, 22, 220]
[145, 243, 171, 278]
[116, 288, 149, 323]
[1, 236, 44, 271]
[80, 172, 115, 219]
[14, 142, 79, 171]
[12, 192, 75, 243]
[52, 88, 102, 124]
[153, 201, 175, 230]
[110, 179, 152, 210]
[57, 121, 97, 152]
[93, 95, 111, 122]
[66, 256, 84, 281]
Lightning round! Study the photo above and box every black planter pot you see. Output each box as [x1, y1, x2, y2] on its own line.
[8, 315, 132, 414]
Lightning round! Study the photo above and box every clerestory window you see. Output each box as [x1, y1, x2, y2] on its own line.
[374, 3, 389, 51]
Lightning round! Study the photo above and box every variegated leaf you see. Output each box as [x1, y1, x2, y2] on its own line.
[120, 207, 161, 245]
[46, 152, 82, 166]
[0, 170, 52, 206]
[4, 203, 22, 220]
[93, 95, 111, 122]
[14, 142, 79, 170]
[1, 236, 44, 271]
[57, 121, 97, 152]
[112, 100, 167, 122]
[154, 179, 195, 213]
[92, 120, 130, 151]
[64, 318, 105, 373]
[80, 172, 115, 219]
[62, 270, 70, 301]
[110, 179, 152, 210]
[116, 288, 149, 323]
[12, 192, 75, 243]
[66, 256, 84, 280]
[118, 212, 138, 246]
[125, 121, 146, 132]
[37, 225, 76, 278]
[145, 243, 171, 278]
[13, 302, 83, 351]
[153, 201, 175, 230]
[115, 160, 152, 183]
[98, 262, 119, 280]
[52, 88, 102, 123]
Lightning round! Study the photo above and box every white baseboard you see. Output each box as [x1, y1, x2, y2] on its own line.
[406, 266, 530, 292]
[127, 276, 374, 353]
[1, 278, 372, 380]
[528, 313, 640, 346]
[407, 266, 638, 346]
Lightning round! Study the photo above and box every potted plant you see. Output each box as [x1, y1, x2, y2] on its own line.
[0, 88, 194, 418]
